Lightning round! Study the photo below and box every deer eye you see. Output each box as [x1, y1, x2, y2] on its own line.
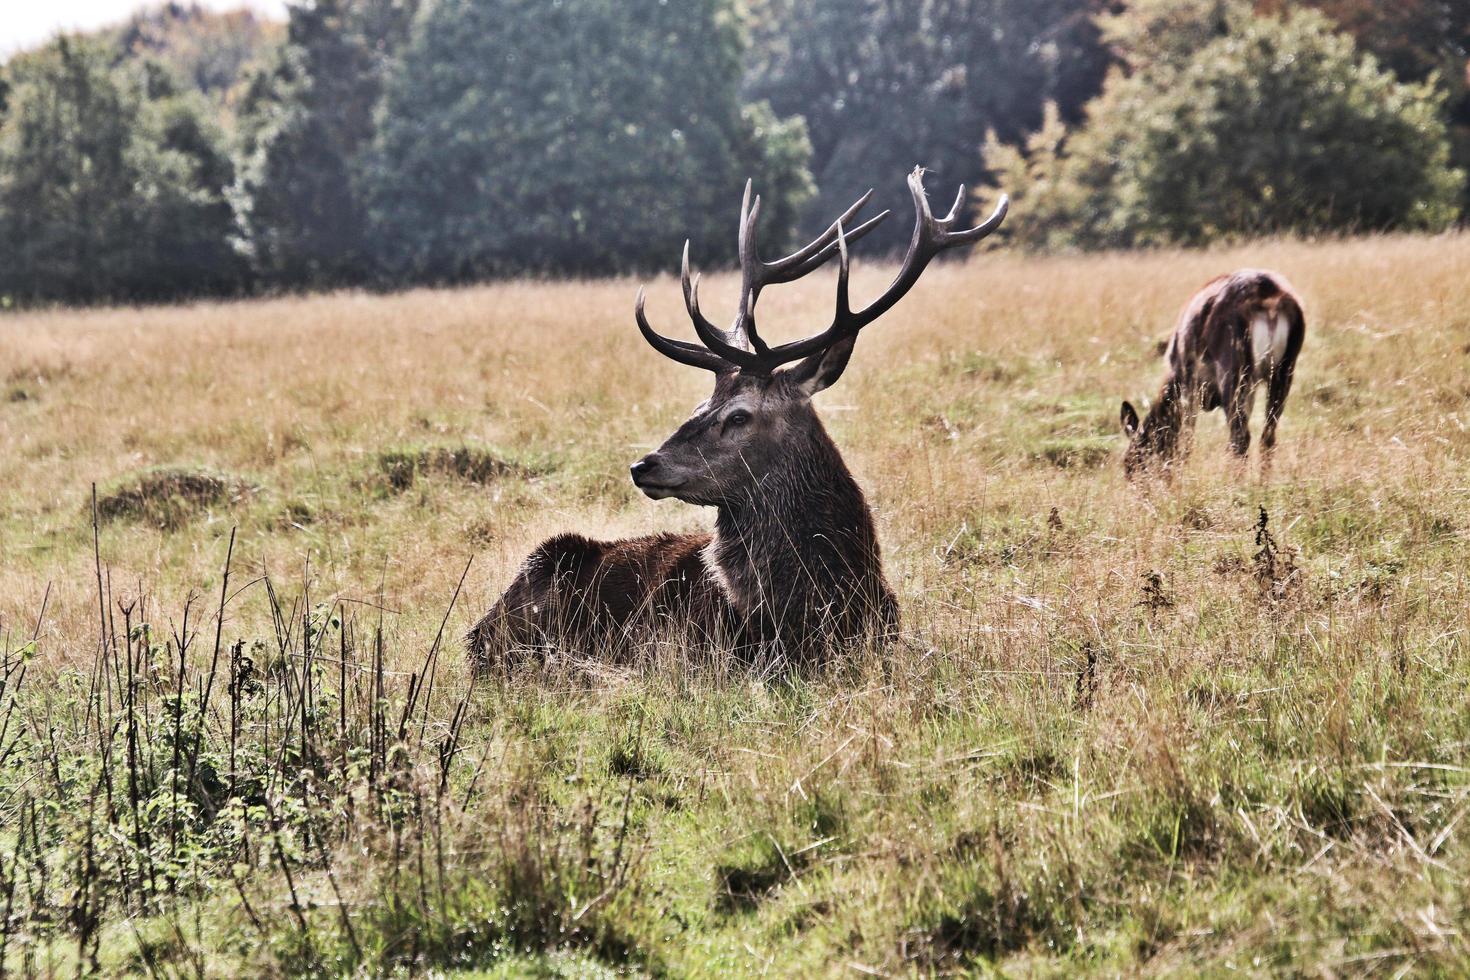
[726, 411, 752, 429]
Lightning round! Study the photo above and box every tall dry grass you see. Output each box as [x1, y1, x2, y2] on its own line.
[1, 232, 1468, 974]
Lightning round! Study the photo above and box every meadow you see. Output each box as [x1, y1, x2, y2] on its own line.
[1, 232, 1468, 976]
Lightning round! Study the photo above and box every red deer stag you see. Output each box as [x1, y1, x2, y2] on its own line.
[1120, 269, 1305, 478]
[467, 168, 1008, 671]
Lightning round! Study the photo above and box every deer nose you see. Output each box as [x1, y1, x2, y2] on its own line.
[630, 456, 659, 483]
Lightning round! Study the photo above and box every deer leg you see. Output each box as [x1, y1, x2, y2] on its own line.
[1183, 381, 1207, 454]
[1260, 330, 1302, 468]
[1224, 373, 1253, 459]
[1260, 368, 1289, 476]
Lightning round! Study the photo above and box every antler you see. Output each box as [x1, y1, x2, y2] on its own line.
[637, 167, 1008, 375]
[666, 182, 891, 371]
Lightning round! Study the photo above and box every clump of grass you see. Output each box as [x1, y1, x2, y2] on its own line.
[275, 499, 316, 529]
[914, 881, 1070, 966]
[95, 467, 254, 529]
[1294, 769, 1363, 840]
[1129, 792, 1230, 863]
[1035, 436, 1113, 469]
[714, 793, 844, 913]
[375, 445, 546, 492]
[606, 731, 669, 781]
[942, 509, 1072, 568]
[715, 835, 804, 912]
[0, 537, 663, 976]
[294, 781, 654, 976]
[907, 828, 1080, 968]
[988, 747, 1065, 792]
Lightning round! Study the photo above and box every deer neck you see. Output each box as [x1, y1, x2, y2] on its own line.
[1144, 376, 1188, 460]
[706, 424, 886, 632]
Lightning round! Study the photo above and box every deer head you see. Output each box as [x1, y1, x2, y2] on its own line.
[630, 168, 1008, 506]
[1120, 384, 1188, 480]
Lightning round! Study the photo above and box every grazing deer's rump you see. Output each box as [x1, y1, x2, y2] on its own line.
[467, 167, 1008, 673]
[1120, 269, 1305, 477]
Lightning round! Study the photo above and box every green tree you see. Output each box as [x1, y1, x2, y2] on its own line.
[1097, 0, 1244, 73]
[743, 0, 1111, 250]
[1259, 0, 1470, 208]
[985, 4, 1464, 249]
[362, 0, 812, 282]
[114, 2, 283, 106]
[234, 0, 416, 287]
[0, 37, 241, 305]
[132, 67, 246, 297]
[1257, 0, 1470, 84]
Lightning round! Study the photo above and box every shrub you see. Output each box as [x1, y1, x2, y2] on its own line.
[983, 2, 1464, 249]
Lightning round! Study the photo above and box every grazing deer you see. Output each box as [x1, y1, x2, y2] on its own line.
[1120, 269, 1305, 478]
[467, 168, 1008, 671]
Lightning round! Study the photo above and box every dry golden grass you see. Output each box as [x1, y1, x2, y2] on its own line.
[1, 232, 1469, 975]
[5, 233, 1466, 639]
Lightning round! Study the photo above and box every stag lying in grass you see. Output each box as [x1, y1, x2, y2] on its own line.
[467, 168, 1008, 671]
[1120, 269, 1305, 479]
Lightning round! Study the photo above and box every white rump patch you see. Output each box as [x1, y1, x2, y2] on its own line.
[1250, 312, 1290, 377]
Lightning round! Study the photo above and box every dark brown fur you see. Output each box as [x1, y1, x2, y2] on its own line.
[1121, 269, 1306, 477]
[465, 531, 732, 665]
[466, 370, 900, 672]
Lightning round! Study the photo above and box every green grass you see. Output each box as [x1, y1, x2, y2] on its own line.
[1, 234, 1469, 974]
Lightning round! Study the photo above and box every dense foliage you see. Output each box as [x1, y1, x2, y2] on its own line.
[112, 2, 282, 105]
[744, 0, 1112, 249]
[0, 37, 242, 305]
[985, 2, 1465, 249]
[0, 0, 1467, 304]
[362, 0, 811, 281]
[1267, 0, 1470, 207]
[1259, 0, 1470, 84]
[234, 0, 417, 287]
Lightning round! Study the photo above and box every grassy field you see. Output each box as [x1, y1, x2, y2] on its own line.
[2, 232, 1469, 976]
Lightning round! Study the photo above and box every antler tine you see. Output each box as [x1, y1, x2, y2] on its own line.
[730, 186, 769, 353]
[707, 220, 857, 370]
[762, 189, 880, 281]
[778, 208, 891, 284]
[732, 185, 884, 358]
[742, 167, 1009, 372]
[834, 218, 853, 320]
[953, 187, 1009, 243]
[849, 167, 1007, 326]
[636, 286, 730, 373]
[682, 240, 749, 350]
[736, 179, 757, 270]
[944, 183, 966, 223]
[688, 273, 761, 368]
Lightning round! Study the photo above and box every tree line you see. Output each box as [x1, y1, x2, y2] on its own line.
[0, 0, 1466, 307]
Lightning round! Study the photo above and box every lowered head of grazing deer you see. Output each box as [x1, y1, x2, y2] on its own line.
[1120, 269, 1305, 480]
[467, 168, 1007, 671]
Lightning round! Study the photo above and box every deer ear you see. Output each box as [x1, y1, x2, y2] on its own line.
[1120, 401, 1140, 437]
[787, 335, 857, 396]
